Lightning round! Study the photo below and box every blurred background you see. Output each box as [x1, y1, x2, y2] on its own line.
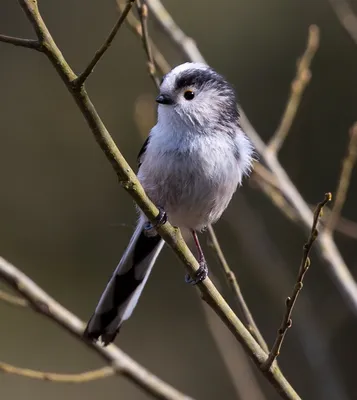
[1, 0, 357, 399]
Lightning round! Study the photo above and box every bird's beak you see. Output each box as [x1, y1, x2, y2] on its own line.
[156, 93, 174, 105]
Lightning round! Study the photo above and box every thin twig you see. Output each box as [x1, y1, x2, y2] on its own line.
[253, 164, 357, 240]
[0, 34, 40, 49]
[0, 257, 193, 400]
[329, 0, 357, 45]
[74, 0, 135, 87]
[262, 193, 332, 371]
[147, 0, 357, 315]
[207, 226, 269, 354]
[117, 1, 171, 74]
[145, 0, 205, 63]
[0, 362, 114, 383]
[5, 1, 300, 398]
[136, 0, 161, 87]
[268, 25, 320, 153]
[201, 303, 268, 400]
[0, 289, 27, 307]
[326, 122, 357, 234]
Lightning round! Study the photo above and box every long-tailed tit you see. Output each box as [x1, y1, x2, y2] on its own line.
[84, 62, 254, 345]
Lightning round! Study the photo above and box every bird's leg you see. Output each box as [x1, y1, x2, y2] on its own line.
[185, 230, 209, 284]
[143, 206, 167, 235]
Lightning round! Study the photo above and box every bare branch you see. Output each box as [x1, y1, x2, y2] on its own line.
[136, 0, 161, 87]
[145, 0, 205, 63]
[201, 303, 268, 400]
[0, 256, 193, 399]
[74, 0, 135, 87]
[207, 226, 269, 354]
[117, 1, 171, 74]
[0, 34, 40, 49]
[268, 25, 320, 153]
[0, 362, 114, 383]
[4, 1, 300, 398]
[0, 289, 27, 307]
[326, 122, 357, 234]
[263, 193, 332, 370]
[329, 0, 357, 45]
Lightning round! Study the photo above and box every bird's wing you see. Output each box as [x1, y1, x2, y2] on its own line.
[137, 135, 150, 170]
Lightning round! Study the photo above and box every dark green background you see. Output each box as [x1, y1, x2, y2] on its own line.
[1, 1, 357, 399]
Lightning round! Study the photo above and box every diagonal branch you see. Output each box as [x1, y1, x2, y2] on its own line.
[326, 122, 357, 234]
[207, 226, 269, 354]
[262, 193, 332, 370]
[0, 289, 27, 307]
[329, 0, 357, 45]
[268, 25, 320, 153]
[0, 34, 40, 49]
[4, 1, 300, 398]
[0, 362, 114, 383]
[146, 0, 357, 316]
[74, 0, 135, 87]
[0, 257, 192, 399]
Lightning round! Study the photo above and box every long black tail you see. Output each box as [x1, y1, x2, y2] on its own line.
[84, 220, 164, 345]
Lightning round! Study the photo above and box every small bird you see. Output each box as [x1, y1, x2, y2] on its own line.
[84, 62, 254, 345]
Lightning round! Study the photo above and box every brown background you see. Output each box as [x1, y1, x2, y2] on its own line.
[1, 0, 357, 399]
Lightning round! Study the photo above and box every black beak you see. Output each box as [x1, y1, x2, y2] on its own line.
[156, 94, 173, 105]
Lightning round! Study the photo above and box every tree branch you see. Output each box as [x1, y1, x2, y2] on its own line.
[207, 226, 269, 354]
[3, 1, 300, 398]
[326, 122, 357, 234]
[0, 362, 114, 383]
[263, 193, 332, 370]
[0, 257, 193, 399]
[146, 0, 357, 315]
[329, 0, 357, 45]
[74, 0, 135, 87]
[0, 289, 27, 307]
[268, 25, 320, 153]
[135, 0, 161, 87]
[0, 34, 40, 49]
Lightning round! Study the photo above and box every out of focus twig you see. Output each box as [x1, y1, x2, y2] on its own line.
[0, 257, 192, 399]
[207, 226, 269, 354]
[74, 0, 135, 87]
[329, 0, 357, 45]
[268, 25, 320, 153]
[0, 289, 28, 307]
[263, 193, 332, 370]
[117, 1, 171, 74]
[326, 123, 357, 234]
[136, 0, 161, 87]
[0, 362, 114, 383]
[253, 164, 357, 239]
[202, 303, 268, 400]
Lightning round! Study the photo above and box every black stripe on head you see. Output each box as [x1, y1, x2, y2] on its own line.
[175, 68, 233, 94]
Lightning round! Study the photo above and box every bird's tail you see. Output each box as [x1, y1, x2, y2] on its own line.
[83, 219, 164, 345]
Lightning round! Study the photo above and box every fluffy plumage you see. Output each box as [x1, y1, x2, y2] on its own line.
[84, 62, 254, 345]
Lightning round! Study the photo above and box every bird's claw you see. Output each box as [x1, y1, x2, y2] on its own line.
[185, 259, 208, 285]
[144, 207, 167, 233]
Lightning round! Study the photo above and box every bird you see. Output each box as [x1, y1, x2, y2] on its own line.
[83, 62, 254, 345]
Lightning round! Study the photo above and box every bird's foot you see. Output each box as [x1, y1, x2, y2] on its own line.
[185, 258, 208, 285]
[144, 207, 167, 233]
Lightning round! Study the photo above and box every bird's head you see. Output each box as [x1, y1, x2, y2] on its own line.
[156, 63, 239, 132]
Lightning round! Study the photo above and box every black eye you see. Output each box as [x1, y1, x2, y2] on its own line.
[183, 90, 195, 100]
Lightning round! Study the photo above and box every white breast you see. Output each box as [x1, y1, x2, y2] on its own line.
[138, 121, 251, 231]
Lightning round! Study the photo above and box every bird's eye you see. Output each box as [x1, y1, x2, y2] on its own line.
[183, 90, 195, 100]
